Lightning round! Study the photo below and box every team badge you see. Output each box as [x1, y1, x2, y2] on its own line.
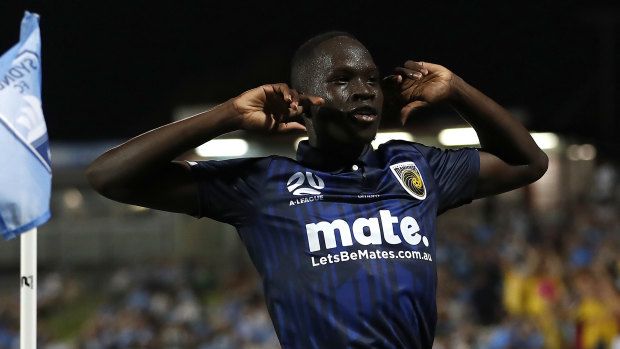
[389, 162, 426, 200]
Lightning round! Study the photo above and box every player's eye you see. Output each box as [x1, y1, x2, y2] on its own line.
[368, 76, 379, 85]
[329, 76, 349, 85]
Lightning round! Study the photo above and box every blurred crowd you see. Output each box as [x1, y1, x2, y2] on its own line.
[75, 263, 278, 349]
[433, 162, 620, 349]
[0, 262, 279, 349]
[0, 162, 619, 349]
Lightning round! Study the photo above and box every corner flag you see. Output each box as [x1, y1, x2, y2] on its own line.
[0, 11, 51, 240]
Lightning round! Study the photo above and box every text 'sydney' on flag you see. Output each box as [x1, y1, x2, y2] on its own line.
[0, 12, 51, 240]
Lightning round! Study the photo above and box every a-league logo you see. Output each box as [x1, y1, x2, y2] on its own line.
[287, 171, 325, 196]
[390, 162, 426, 200]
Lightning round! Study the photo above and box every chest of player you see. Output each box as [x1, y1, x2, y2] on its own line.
[253, 159, 434, 247]
[249, 159, 438, 272]
[264, 158, 435, 209]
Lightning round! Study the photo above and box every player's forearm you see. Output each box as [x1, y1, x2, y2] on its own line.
[448, 76, 548, 174]
[86, 100, 241, 190]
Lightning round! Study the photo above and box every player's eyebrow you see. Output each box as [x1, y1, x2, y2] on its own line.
[328, 66, 380, 76]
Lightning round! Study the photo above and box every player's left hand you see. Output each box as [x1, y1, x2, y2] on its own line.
[384, 61, 456, 125]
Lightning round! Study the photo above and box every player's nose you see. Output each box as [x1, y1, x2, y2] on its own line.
[350, 78, 377, 101]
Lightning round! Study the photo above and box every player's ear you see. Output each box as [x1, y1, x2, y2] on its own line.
[298, 98, 314, 121]
[299, 114, 309, 125]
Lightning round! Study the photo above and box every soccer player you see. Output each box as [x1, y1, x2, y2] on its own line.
[87, 32, 548, 348]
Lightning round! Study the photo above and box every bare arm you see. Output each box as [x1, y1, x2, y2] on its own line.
[447, 74, 548, 197]
[86, 84, 322, 215]
[387, 61, 548, 198]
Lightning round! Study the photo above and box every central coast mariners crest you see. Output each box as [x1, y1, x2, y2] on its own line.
[390, 162, 426, 200]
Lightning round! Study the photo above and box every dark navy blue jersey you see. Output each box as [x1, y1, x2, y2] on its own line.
[189, 140, 479, 349]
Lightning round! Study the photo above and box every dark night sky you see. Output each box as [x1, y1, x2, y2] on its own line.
[1, 1, 618, 153]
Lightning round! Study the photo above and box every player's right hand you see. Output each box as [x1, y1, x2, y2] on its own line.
[231, 83, 324, 132]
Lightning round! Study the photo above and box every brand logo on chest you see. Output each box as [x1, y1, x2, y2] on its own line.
[287, 171, 325, 206]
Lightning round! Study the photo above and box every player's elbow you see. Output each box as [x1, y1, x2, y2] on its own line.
[85, 163, 124, 200]
[526, 151, 549, 183]
[86, 164, 109, 195]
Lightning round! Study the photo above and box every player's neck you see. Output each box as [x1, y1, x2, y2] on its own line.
[306, 139, 370, 169]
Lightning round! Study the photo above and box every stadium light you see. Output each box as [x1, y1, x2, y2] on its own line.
[438, 128, 560, 150]
[567, 144, 596, 161]
[62, 188, 83, 209]
[295, 132, 414, 150]
[438, 128, 479, 146]
[371, 132, 414, 149]
[531, 132, 559, 150]
[196, 139, 248, 157]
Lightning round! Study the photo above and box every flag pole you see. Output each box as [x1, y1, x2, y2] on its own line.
[20, 228, 37, 349]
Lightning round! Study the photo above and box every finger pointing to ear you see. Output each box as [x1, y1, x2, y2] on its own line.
[395, 67, 423, 80]
[403, 61, 429, 76]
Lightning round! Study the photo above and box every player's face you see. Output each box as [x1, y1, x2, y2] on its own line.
[304, 37, 383, 148]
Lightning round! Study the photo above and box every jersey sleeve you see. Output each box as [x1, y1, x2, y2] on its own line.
[411, 143, 480, 214]
[187, 157, 271, 226]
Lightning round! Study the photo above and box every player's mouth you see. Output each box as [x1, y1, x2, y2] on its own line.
[349, 106, 378, 123]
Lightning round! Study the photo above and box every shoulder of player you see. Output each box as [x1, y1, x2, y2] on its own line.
[186, 156, 276, 175]
[378, 140, 478, 160]
[376, 139, 429, 156]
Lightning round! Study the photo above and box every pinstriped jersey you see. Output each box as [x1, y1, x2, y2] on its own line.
[190, 140, 479, 349]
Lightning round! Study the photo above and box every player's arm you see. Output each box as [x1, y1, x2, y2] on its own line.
[86, 84, 323, 215]
[386, 61, 548, 198]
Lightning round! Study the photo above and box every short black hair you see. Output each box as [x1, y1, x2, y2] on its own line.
[290, 31, 357, 91]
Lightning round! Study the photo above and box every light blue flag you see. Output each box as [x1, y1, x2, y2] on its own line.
[0, 12, 51, 240]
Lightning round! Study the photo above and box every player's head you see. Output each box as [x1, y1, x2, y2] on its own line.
[291, 31, 383, 149]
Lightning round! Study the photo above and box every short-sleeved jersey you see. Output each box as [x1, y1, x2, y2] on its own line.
[189, 140, 479, 349]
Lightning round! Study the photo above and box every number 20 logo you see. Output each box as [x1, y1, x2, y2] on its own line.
[287, 171, 325, 196]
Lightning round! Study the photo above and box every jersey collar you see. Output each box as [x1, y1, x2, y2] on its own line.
[296, 140, 381, 172]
